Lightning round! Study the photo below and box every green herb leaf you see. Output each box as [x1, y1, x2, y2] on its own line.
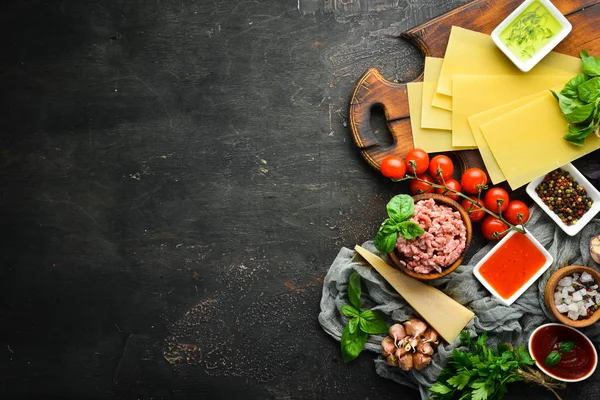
[563, 122, 597, 146]
[581, 49, 600, 76]
[560, 73, 589, 99]
[348, 317, 359, 334]
[348, 271, 361, 310]
[396, 221, 425, 240]
[471, 381, 491, 400]
[341, 305, 359, 318]
[358, 310, 388, 334]
[373, 227, 398, 253]
[430, 382, 453, 395]
[578, 76, 600, 102]
[447, 371, 473, 390]
[559, 341, 575, 353]
[340, 323, 368, 363]
[563, 102, 595, 123]
[545, 350, 561, 367]
[386, 194, 414, 222]
[551, 90, 586, 114]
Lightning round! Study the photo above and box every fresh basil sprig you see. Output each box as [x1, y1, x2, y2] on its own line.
[374, 194, 424, 253]
[340, 271, 388, 363]
[551, 49, 600, 146]
[544, 340, 575, 367]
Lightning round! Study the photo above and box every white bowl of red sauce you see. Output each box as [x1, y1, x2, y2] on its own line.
[473, 228, 553, 306]
[529, 323, 598, 382]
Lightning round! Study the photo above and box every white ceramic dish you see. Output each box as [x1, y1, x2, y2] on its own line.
[526, 163, 600, 236]
[491, 0, 572, 72]
[473, 228, 553, 306]
[529, 323, 598, 382]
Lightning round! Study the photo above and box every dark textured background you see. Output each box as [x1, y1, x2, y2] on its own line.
[1, 1, 599, 399]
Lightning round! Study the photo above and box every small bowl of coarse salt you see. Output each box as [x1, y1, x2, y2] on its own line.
[544, 266, 600, 328]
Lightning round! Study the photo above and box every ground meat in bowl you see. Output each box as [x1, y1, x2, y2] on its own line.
[395, 198, 466, 275]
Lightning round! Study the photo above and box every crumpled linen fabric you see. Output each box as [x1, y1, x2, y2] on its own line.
[318, 205, 600, 399]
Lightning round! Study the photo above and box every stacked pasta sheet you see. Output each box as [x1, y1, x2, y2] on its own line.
[407, 26, 600, 190]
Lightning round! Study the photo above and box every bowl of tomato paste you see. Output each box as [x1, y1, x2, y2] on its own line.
[473, 228, 553, 306]
[529, 323, 597, 382]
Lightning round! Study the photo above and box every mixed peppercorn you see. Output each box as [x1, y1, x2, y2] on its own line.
[535, 168, 593, 226]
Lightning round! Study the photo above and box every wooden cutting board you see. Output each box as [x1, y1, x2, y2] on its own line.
[350, 0, 600, 171]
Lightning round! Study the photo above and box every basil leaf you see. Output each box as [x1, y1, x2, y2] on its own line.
[348, 316, 359, 334]
[551, 90, 586, 114]
[373, 229, 398, 253]
[397, 221, 425, 240]
[578, 76, 600, 102]
[341, 305, 359, 318]
[581, 49, 600, 77]
[560, 73, 589, 99]
[358, 310, 388, 334]
[544, 350, 561, 367]
[386, 194, 414, 222]
[340, 323, 368, 363]
[563, 123, 596, 146]
[348, 271, 361, 310]
[379, 218, 398, 234]
[559, 341, 575, 353]
[563, 102, 595, 123]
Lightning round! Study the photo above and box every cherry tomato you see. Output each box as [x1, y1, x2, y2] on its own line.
[504, 200, 530, 226]
[380, 156, 407, 179]
[460, 195, 485, 222]
[483, 187, 510, 214]
[461, 168, 488, 194]
[481, 216, 508, 240]
[435, 178, 461, 201]
[429, 155, 454, 182]
[409, 174, 435, 195]
[405, 148, 430, 175]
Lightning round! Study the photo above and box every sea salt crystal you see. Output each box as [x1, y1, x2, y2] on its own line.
[568, 310, 580, 320]
[568, 303, 579, 312]
[591, 284, 598, 290]
[558, 276, 573, 287]
[573, 291, 583, 302]
[556, 303, 570, 313]
[566, 286, 575, 293]
[565, 297, 573, 305]
[581, 271, 594, 283]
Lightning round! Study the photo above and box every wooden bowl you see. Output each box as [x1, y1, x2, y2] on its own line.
[544, 265, 600, 328]
[388, 193, 472, 280]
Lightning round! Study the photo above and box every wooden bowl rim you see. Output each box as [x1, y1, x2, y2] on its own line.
[544, 265, 600, 328]
[388, 193, 473, 280]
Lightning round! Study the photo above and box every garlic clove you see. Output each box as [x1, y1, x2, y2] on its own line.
[404, 318, 427, 338]
[591, 235, 600, 264]
[381, 336, 396, 357]
[398, 353, 413, 371]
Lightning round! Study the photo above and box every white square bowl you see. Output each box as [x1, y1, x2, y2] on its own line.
[491, 0, 572, 72]
[526, 163, 600, 236]
[473, 228, 553, 306]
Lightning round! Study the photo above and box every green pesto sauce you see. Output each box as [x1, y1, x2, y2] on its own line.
[499, 1, 562, 61]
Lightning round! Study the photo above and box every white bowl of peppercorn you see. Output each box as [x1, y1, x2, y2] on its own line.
[526, 163, 600, 236]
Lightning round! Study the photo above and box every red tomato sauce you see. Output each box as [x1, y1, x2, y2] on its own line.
[530, 325, 596, 380]
[478, 232, 546, 299]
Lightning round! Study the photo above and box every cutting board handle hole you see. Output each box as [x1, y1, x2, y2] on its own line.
[369, 104, 393, 148]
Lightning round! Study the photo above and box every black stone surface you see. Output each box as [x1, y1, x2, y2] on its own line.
[1, 1, 599, 399]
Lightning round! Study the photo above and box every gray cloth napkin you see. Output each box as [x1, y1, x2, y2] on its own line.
[318, 205, 600, 399]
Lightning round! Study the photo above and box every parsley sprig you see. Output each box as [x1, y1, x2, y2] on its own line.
[431, 331, 565, 400]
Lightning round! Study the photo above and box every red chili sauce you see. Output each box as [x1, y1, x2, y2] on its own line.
[478, 232, 546, 299]
[530, 325, 596, 380]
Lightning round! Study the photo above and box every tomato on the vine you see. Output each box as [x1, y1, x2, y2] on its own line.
[461, 168, 488, 194]
[405, 148, 429, 175]
[483, 187, 510, 214]
[409, 174, 435, 195]
[481, 216, 508, 240]
[429, 155, 454, 182]
[435, 178, 461, 201]
[504, 200, 530, 226]
[460, 195, 485, 222]
[380, 156, 406, 179]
